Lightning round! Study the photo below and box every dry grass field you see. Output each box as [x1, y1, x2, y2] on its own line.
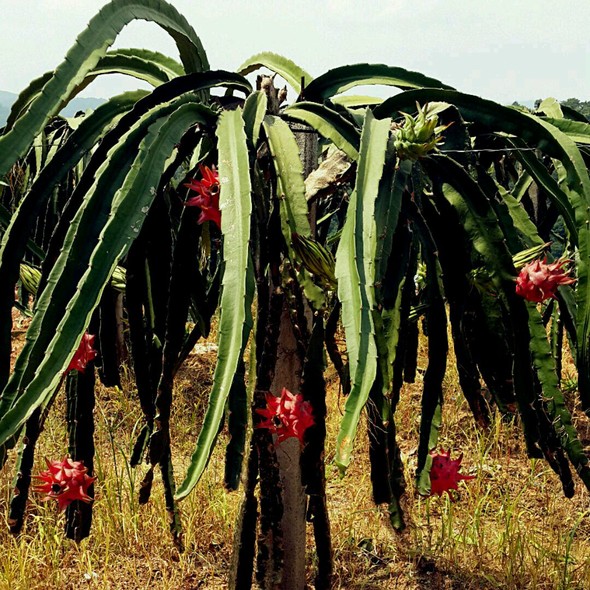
[2, 311, 590, 589]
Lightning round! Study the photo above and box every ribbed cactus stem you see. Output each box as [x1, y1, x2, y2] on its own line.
[65, 359, 96, 542]
[8, 409, 42, 534]
[300, 319, 333, 587]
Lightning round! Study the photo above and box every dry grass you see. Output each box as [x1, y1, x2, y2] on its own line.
[2, 315, 590, 589]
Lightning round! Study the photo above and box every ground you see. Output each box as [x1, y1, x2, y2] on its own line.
[2, 307, 590, 589]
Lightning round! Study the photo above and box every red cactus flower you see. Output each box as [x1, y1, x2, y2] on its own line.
[429, 448, 475, 497]
[515, 257, 575, 303]
[256, 387, 315, 445]
[32, 457, 96, 511]
[66, 332, 97, 374]
[184, 164, 221, 228]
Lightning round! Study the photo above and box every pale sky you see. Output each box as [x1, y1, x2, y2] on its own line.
[1, 0, 589, 105]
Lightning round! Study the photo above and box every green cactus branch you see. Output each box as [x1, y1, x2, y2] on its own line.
[175, 108, 254, 500]
[334, 110, 390, 474]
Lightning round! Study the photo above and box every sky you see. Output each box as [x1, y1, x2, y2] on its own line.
[0, 0, 589, 105]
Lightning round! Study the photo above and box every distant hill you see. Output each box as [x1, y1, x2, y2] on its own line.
[0, 90, 105, 127]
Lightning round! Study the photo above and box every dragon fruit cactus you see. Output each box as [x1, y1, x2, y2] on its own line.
[515, 257, 575, 302]
[392, 102, 451, 161]
[429, 448, 475, 497]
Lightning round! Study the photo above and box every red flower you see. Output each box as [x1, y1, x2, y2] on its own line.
[256, 387, 315, 445]
[184, 164, 221, 228]
[516, 257, 575, 302]
[66, 332, 97, 374]
[429, 448, 475, 497]
[33, 457, 96, 511]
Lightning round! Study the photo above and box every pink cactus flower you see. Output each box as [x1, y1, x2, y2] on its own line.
[515, 257, 575, 302]
[256, 387, 315, 445]
[33, 457, 96, 511]
[429, 448, 475, 497]
[184, 164, 221, 228]
[66, 332, 97, 374]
